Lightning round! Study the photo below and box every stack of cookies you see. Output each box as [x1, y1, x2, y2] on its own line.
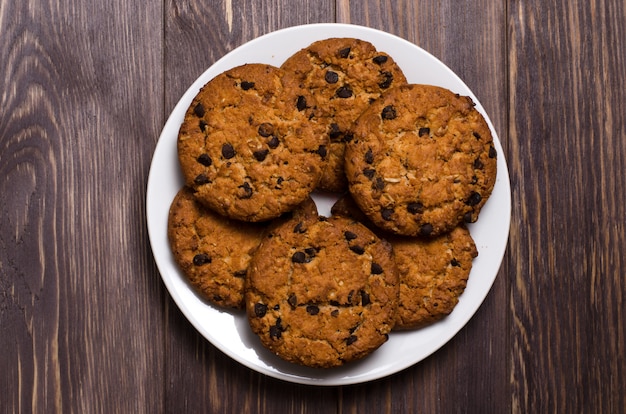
[167, 38, 497, 368]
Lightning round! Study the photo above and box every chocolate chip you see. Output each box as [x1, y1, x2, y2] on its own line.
[317, 145, 328, 158]
[381, 208, 394, 221]
[199, 120, 208, 131]
[292, 251, 307, 263]
[373, 55, 388, 64]
[331, 309, 339, 317]
[193, 102, 205, 117]
[234, 270, 247, 278]
[336, 85, 353, 98]
[346, 335, 358, 345]
[343, 132, 354, 142]
[238, 182, 253, 199]
[213, 295, 223, 302]
[293, 222, 306, 234]
[240, 81, 255, 90]
[473, 131, 482, 139]
[273, 304, 280, 311]
[304, 247, 317, 257]
[193, 253, 211, 266]
[254, 303, 267, 318]
[474, 158, 484, 169]
[451, 259, 461, 267]
[253, 149, 269, 161]
[365, 148, 374, 164]
[330, 300, 340, 307]
[489, 145, 497, 158]
[349, 245, 365, 255]
[306, 305, 320, 315]
[288, 294, 297, 308]
[194, 174, 210, 185]
[221, 143, 235, 159]
[360, 290, 371, 306]
[381, 105, 396, 120]
[267, 136, 280, 149]
[418, 127, 430, 137]
[338, 47, 351, 58]
[371, 263, 383, 274]
[464, 211, 475, 223]
[296, 95, 307, 111]
[374, 177, 385, 191]
[419, 223, 434, 236]
[407, 202, 424, 214]
[197, 153, 212, 166]
[325, 70, 339, 84]
[329, 123, 341, 139]
[363, 168, 376, 179]
[347, 290, 355, 304]
[466, 191, 482, 206]
[378, 71, 393, 89]
[344, 231, 358, 241]
[269, 324, 282, 340]
[258, 123, 274, 137]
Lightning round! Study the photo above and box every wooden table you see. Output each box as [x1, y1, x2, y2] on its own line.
[2, 1, 624, 412]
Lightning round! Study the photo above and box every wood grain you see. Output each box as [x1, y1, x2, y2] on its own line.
[508, 0, 626, 412]
[1, 0, 165, 412]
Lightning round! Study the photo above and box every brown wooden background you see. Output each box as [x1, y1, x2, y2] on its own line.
[1, 0, 625, 412]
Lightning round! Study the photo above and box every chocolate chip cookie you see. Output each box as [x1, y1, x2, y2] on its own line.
[345, 84, 497, 236]
[177, 63, 328, 222]
[331, 194, 478, 329]
[281, 38, 407, 192]
[245, 214, 399, 368]
[167, 187, 268, 308]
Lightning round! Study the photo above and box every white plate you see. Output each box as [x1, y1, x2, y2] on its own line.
[146, 23, 511, 386]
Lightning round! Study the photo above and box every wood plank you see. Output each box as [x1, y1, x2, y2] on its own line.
[337, 1, 509, 412]
[508, 0, 626, 412]
[162, 1, 339, 412]
[0, 0, 165, 412]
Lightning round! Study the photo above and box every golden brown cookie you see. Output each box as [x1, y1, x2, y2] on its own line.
[177, 64, 328, 222]
[389, 226, 477, 329]
[345, 84, 497, 237]
[245, 214, 399, 368]
[281, 38, 407, 192]
[331, 194, 478, 329]
[167, 187, 268, 308]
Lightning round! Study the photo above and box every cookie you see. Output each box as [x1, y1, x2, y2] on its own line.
[390, 226, 477, 329]
[177, 63, 328, 222]
[167, 187, 268, 308]
[345, 84, 497, 236]
[331, 194, 478, 329]
[281, 38, 407, 193]
[245, 215, 399, 368]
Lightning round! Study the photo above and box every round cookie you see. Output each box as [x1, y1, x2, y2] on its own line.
[245, 215, 399, 368]
[177, 63, 328, 222]
[331, 195, 478, 329]
[345, 84, 497, 237]
[281, 38, 407, 193]
[167, 187, 268, 308]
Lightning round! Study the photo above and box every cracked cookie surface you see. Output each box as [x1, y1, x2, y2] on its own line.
[345, 84, 497, 236]
[245, 214, 399, 368]
[177, 63, 328, 222]
[281, 38, 407, 192]
[167, 187, 268, 308]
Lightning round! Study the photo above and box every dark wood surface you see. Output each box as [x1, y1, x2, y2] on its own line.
[1, 0, 624, 412]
